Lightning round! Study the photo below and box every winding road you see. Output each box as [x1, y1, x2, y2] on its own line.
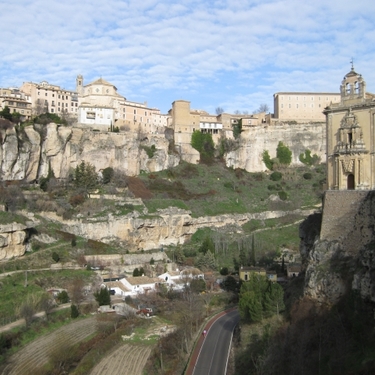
[192, 309, 239, 375]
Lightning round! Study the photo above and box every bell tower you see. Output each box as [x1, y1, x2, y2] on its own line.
[324, 64, 375, 191]
[76, 74, 84, 96]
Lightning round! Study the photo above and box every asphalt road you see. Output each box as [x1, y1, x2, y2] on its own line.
[193, 309, 240, 375]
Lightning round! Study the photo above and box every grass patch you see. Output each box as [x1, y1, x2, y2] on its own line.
[0, 211, 28, 225]
[144, 199, 189, 213]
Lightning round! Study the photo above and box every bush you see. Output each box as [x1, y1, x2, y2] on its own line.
[270, 172, 282, 181]
[220, 267, 229, 275]
[69, 194, 85, 206]
[57, 290, 69, 304]
[52, 252, 60, 263]
[71, 304, 79, 318]
[102, 167, 114, 184]
[94, 287, 111, 306]
[303, 172, 312, 180]
[278, 191, 288, 201]
[276, 142, 292, 165]
[191, 131, 215, 162]
[262, 150, 273, 170]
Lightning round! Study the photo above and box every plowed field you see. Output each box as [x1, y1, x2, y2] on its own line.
[2, 317, 97, 375]
[90, 344, 151, 375]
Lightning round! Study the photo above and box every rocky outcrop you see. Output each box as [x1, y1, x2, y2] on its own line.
[225, 122, 325, 172]
[0, 124, 180, 181]
[300, 191, 375, 304]
[0, 222, 34, 261]
[53, 207, 315, 251]
[0, 122, 325, 181]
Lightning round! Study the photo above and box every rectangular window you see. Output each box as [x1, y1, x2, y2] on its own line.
[134, 109, 136, 114]
[86, 112, 95, 119]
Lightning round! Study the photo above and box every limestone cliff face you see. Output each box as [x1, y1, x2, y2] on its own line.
[0, 122, 325, 181]
[56, 207, 314, 251]
[0, 222, 33, 260]
[0, 124, 180, 181]
[300, 191, 375, 304]
[225, 123, 325, 172]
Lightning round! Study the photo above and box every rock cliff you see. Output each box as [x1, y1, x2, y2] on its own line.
[44, 207, 314, 251]
[0, 221, 36, 260]
[226, 123, 325, 172]
[1, 123, 180, 181]
[0, 122, 325, 181]
[300, 191, 375, 304]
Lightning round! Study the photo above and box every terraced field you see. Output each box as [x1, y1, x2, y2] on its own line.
[90, 344, 151, 375]
[2, 317, 97, 375]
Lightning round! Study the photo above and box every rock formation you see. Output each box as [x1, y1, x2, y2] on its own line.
[0, 122, 325, 182]
[0, 222, 35, 261]
[300, 191, 375, 304]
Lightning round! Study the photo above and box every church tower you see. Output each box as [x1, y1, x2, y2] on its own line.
[324, 64, 375, 190]
[76, 74, 84, 96]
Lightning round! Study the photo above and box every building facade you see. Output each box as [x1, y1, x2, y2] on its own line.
[0, 88, 32, 121]
[77, 76, 168, 132]
[324, 66, 375, 190]
[20, 81, 78, 117]
[274, 92, 340, 122]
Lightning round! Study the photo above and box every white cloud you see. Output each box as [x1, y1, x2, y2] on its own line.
[1, 0, 374, 113]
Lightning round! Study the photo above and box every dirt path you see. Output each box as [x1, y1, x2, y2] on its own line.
[2, 316, 97, 375]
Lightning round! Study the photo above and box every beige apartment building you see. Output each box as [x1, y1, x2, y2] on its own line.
[77, 75, 168, 132]
[0, 88, 32, 121]
[324, 66, 375, 190]
[274, 92, 340, 122]
[20, 81, 78, 117]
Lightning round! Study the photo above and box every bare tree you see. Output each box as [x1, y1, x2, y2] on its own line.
[215, 107, 224, 115]
[258, 103, 269, 113]
[69, 277, 85, 307]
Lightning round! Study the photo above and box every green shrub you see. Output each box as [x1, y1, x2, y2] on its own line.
[303, 172, 312, 180]
[141, 145, 156, 158]
[276, 142, 292, 165]
[262, 150, 274, 170]
[57, 290, 69, 304]
[191, 131, 215, 162]
[299, 149, 320, 166]
[278, 191, 288, 201]
[270, 172, 282, 181]
[52, 252, 60, 263]
[71, 304, 79, 318]
[102, 167, 114, 184]
[232, 119, 243, 139]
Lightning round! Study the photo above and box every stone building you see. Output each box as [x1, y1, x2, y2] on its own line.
[20, 80, 78, 117]
[274, 92, 339, 122]
[324, 65, 375, 190]
[0, 88, 32, 121]
[77, 75, 168, 132]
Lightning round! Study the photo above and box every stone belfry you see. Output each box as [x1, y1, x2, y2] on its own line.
[324, 63, 375, 190]
[76, 74, 84, 96]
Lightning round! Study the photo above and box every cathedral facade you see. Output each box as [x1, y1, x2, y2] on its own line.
[324, 66, 375, 190]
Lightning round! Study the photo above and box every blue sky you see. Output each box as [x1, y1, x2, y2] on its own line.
[1, 0, 375, 114]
